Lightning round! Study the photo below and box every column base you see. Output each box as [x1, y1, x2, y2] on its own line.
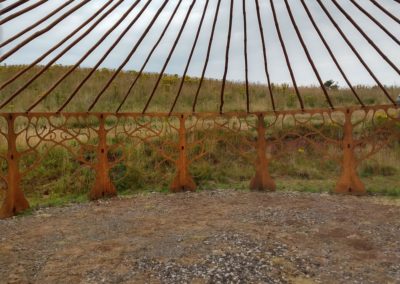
[250, 172, 276, 191]
[0, 190, 30, 219]
[335, 175, 366, 195]
[170, 172, 196, 193]
[89, 179, 117, 200]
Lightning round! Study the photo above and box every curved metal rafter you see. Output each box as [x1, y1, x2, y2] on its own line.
[285, 0, 333, 109]
[271, 0, 306, 110]
[299, 0, 364, 107]
[0, 0, 399, 114]
[316, 0, 397, 105]
[0, 0, 48, 26]
[117, 0, 188, 113]
[0, 0, 88, 61]
[349, 0, 399, 46]
[0, 0, 30, 16]
[142, 0, 196, 114]
[168, 0, 210, 115]
[255, 0, 275, 111]
[330, 0, 399, 76]
[192, 0, 222, 113]
[1, 1, 75, 48]
[0, 0, 115, 91]
[370, 0, 400, 25]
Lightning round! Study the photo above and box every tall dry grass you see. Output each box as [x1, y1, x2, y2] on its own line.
[0, 65, 398, 113]
[0, 65, 399, 209]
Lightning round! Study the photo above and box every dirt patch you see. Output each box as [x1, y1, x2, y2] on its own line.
[0, 190, 399, 283]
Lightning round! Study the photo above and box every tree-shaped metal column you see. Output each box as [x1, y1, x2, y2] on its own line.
[89, 115, 117, 200]
[250, 114, 276, 191]
[170, 115, 196, 193]
[335, 110, 365, 195]
[0, 115, 29, 218]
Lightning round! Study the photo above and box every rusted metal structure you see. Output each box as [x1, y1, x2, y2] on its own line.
[0, 0, 399, 218]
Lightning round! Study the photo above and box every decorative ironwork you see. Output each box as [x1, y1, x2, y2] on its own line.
[0, 106, 398, 218]
[0, 1, 399, 218]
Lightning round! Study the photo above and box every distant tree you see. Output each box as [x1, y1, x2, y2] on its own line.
[324, 80, 339, 90]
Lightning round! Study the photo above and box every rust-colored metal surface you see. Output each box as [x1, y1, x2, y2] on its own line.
[250, 114, 276, 191]
[0, 115, 30, 218]
[89, 115, 117, 200]
[0, 106, 398, 219]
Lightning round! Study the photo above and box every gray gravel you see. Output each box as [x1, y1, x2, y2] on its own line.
[0, 190, 399, 283]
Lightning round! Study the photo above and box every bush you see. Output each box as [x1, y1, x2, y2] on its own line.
[361, 163, 397, 177]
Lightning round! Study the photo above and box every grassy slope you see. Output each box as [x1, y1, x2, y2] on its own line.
[0, 65, 398, 112]
[0, 65, 399, 210]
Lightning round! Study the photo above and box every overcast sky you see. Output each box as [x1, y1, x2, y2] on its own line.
[1, 0, 399, 86]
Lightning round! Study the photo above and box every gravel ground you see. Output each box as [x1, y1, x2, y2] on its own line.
[0, 190, 399, 284]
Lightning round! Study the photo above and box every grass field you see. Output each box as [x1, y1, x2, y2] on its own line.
[0, 65, 399, 209]
[1, 65, 398, 112]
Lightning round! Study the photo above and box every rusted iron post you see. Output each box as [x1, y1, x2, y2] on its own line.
[335, 109, 365, 195]
[170, 115, 196, 192]
[89, 114, 117, 200]
[0, 114, 29, 219]
[250, 114, 276, 191]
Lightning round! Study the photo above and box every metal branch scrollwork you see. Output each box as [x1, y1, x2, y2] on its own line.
[0, 105, 399, 218]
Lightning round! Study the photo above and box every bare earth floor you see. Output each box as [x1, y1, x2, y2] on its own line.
[0, 190, 399, 284]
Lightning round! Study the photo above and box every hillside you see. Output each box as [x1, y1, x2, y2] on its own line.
[0, 65, 398, 113]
